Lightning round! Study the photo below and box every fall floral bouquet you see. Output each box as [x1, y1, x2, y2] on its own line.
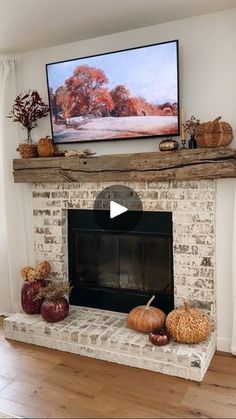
[20, 260, 51, 282]
[38, 281, 71, 323]
[8, 90, 49, 158]
[183, 115, 200, 137]
[20, 260, 51, 314]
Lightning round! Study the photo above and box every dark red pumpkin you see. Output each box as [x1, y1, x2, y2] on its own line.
[149, 328, 171, 346]
[21, 280, 45, 314]
[41, 297, 69, 322]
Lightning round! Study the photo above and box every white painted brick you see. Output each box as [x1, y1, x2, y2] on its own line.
[31, 180, 216, 323]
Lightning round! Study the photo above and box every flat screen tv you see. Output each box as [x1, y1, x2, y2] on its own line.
[46, 39, 179, 145]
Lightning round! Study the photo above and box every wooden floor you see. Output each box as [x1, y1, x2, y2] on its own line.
[0, 317, 235, 418]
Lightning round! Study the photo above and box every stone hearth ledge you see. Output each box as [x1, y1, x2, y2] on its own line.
[4, 306, 216, 382]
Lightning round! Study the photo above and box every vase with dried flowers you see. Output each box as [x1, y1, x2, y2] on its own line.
[183, 115, 200, 149]
[7, 90, 49, 158]
[20, 261, 51, 314]
[38, 282, 71, 323]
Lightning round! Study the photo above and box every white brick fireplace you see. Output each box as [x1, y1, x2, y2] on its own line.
[32, 179, 216, 318]
[4, 178, 217, 381]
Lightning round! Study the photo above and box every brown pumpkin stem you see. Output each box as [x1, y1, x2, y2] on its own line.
[213, 117, 222, 122]
[146, 295, 155, 309]
[183, 299, 190, 311]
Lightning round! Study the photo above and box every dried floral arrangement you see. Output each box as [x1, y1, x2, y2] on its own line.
[7, 90, 49, 144]
[20, 261, 51, 282]
[183, 115, 200, 137]
[38, 281, 72, 301]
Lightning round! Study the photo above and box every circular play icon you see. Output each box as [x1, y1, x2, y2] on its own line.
[93, 185, 143, 231]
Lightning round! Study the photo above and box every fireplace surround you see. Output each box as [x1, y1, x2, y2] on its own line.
[4, 178, 217, 381]
[28, 179, 216, 319]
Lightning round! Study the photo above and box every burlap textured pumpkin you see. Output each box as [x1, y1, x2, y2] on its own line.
[17, 143, 38, 158]
[195, 116, 233, 148]
[166, 301, 212, 344]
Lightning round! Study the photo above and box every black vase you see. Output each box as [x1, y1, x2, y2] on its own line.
[188, 135, 197, 149]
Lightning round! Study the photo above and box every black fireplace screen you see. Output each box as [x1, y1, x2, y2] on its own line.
[68, 210, 174, 314]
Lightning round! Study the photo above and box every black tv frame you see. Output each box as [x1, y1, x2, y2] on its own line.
[46, 39, 180, 145]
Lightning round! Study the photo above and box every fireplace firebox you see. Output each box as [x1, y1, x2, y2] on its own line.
[68, 210, 174, 314]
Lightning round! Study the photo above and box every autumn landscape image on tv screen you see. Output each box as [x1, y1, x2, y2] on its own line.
[46, 41, 179, 144]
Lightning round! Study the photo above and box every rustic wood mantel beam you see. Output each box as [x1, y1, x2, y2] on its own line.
[13, 147, 236, 183]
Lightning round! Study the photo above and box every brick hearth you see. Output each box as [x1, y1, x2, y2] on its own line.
[4, 306, 216, 382]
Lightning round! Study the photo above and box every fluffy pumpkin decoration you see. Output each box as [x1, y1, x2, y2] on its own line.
[166, 301, 212, 344]
[35, 260, 51, 278]
[20, 265, 33, 280]
[195, 116, 233, 148]
[27, 268, 42, 282]
[20, 260, 51, 282]
[127, 295, 166, 333]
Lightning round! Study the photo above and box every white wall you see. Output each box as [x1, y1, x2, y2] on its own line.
[14, 8, 236, 351]
[216, 179, 235, 352]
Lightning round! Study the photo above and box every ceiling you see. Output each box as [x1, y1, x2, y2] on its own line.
[1, 0, 236, 54]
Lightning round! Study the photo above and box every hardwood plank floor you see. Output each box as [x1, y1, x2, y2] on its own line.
[0, 317, 235, 418]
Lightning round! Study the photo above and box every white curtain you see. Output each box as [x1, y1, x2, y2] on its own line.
[0, 59, 27, 313]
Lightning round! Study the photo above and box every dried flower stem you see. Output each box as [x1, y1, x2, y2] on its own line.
[183, 115, 200, 136]
[7, 90, 49, 143]
[37, 281, 72, 301]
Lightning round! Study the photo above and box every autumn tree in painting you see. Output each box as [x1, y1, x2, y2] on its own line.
[56, 65, 113, 118]
[49, 88, 59, 121]
[110, 85, 169, 117]
[54, 86, 74, 120]
[110, 85, 138, 117]
[51, 65, 177, 122]
[89, 88, 114, 117]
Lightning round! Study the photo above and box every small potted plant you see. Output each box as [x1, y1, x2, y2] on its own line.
[20, 261, 51, 314]
[7, 90, 49, 158]
[38, 281, 71, 323]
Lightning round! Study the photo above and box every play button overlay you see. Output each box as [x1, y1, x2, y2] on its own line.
[110, 201, 128, 219]
[93, 185, 143, 231]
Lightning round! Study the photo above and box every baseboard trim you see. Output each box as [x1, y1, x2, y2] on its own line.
[217, 336, 231, 353]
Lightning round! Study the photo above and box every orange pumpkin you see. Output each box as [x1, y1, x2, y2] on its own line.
[127, 295, 166, 333]
[195, 116, 233, 148]
[37, 136, 55, 157]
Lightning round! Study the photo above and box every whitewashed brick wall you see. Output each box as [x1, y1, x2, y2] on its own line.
[32, 180, 216, 319]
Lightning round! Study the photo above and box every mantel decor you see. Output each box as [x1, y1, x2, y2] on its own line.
[195, 116, 233, 148]
[7, 90, 49, 158]
[183, 115, 200, 150]
[13, 147, 236, 183]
